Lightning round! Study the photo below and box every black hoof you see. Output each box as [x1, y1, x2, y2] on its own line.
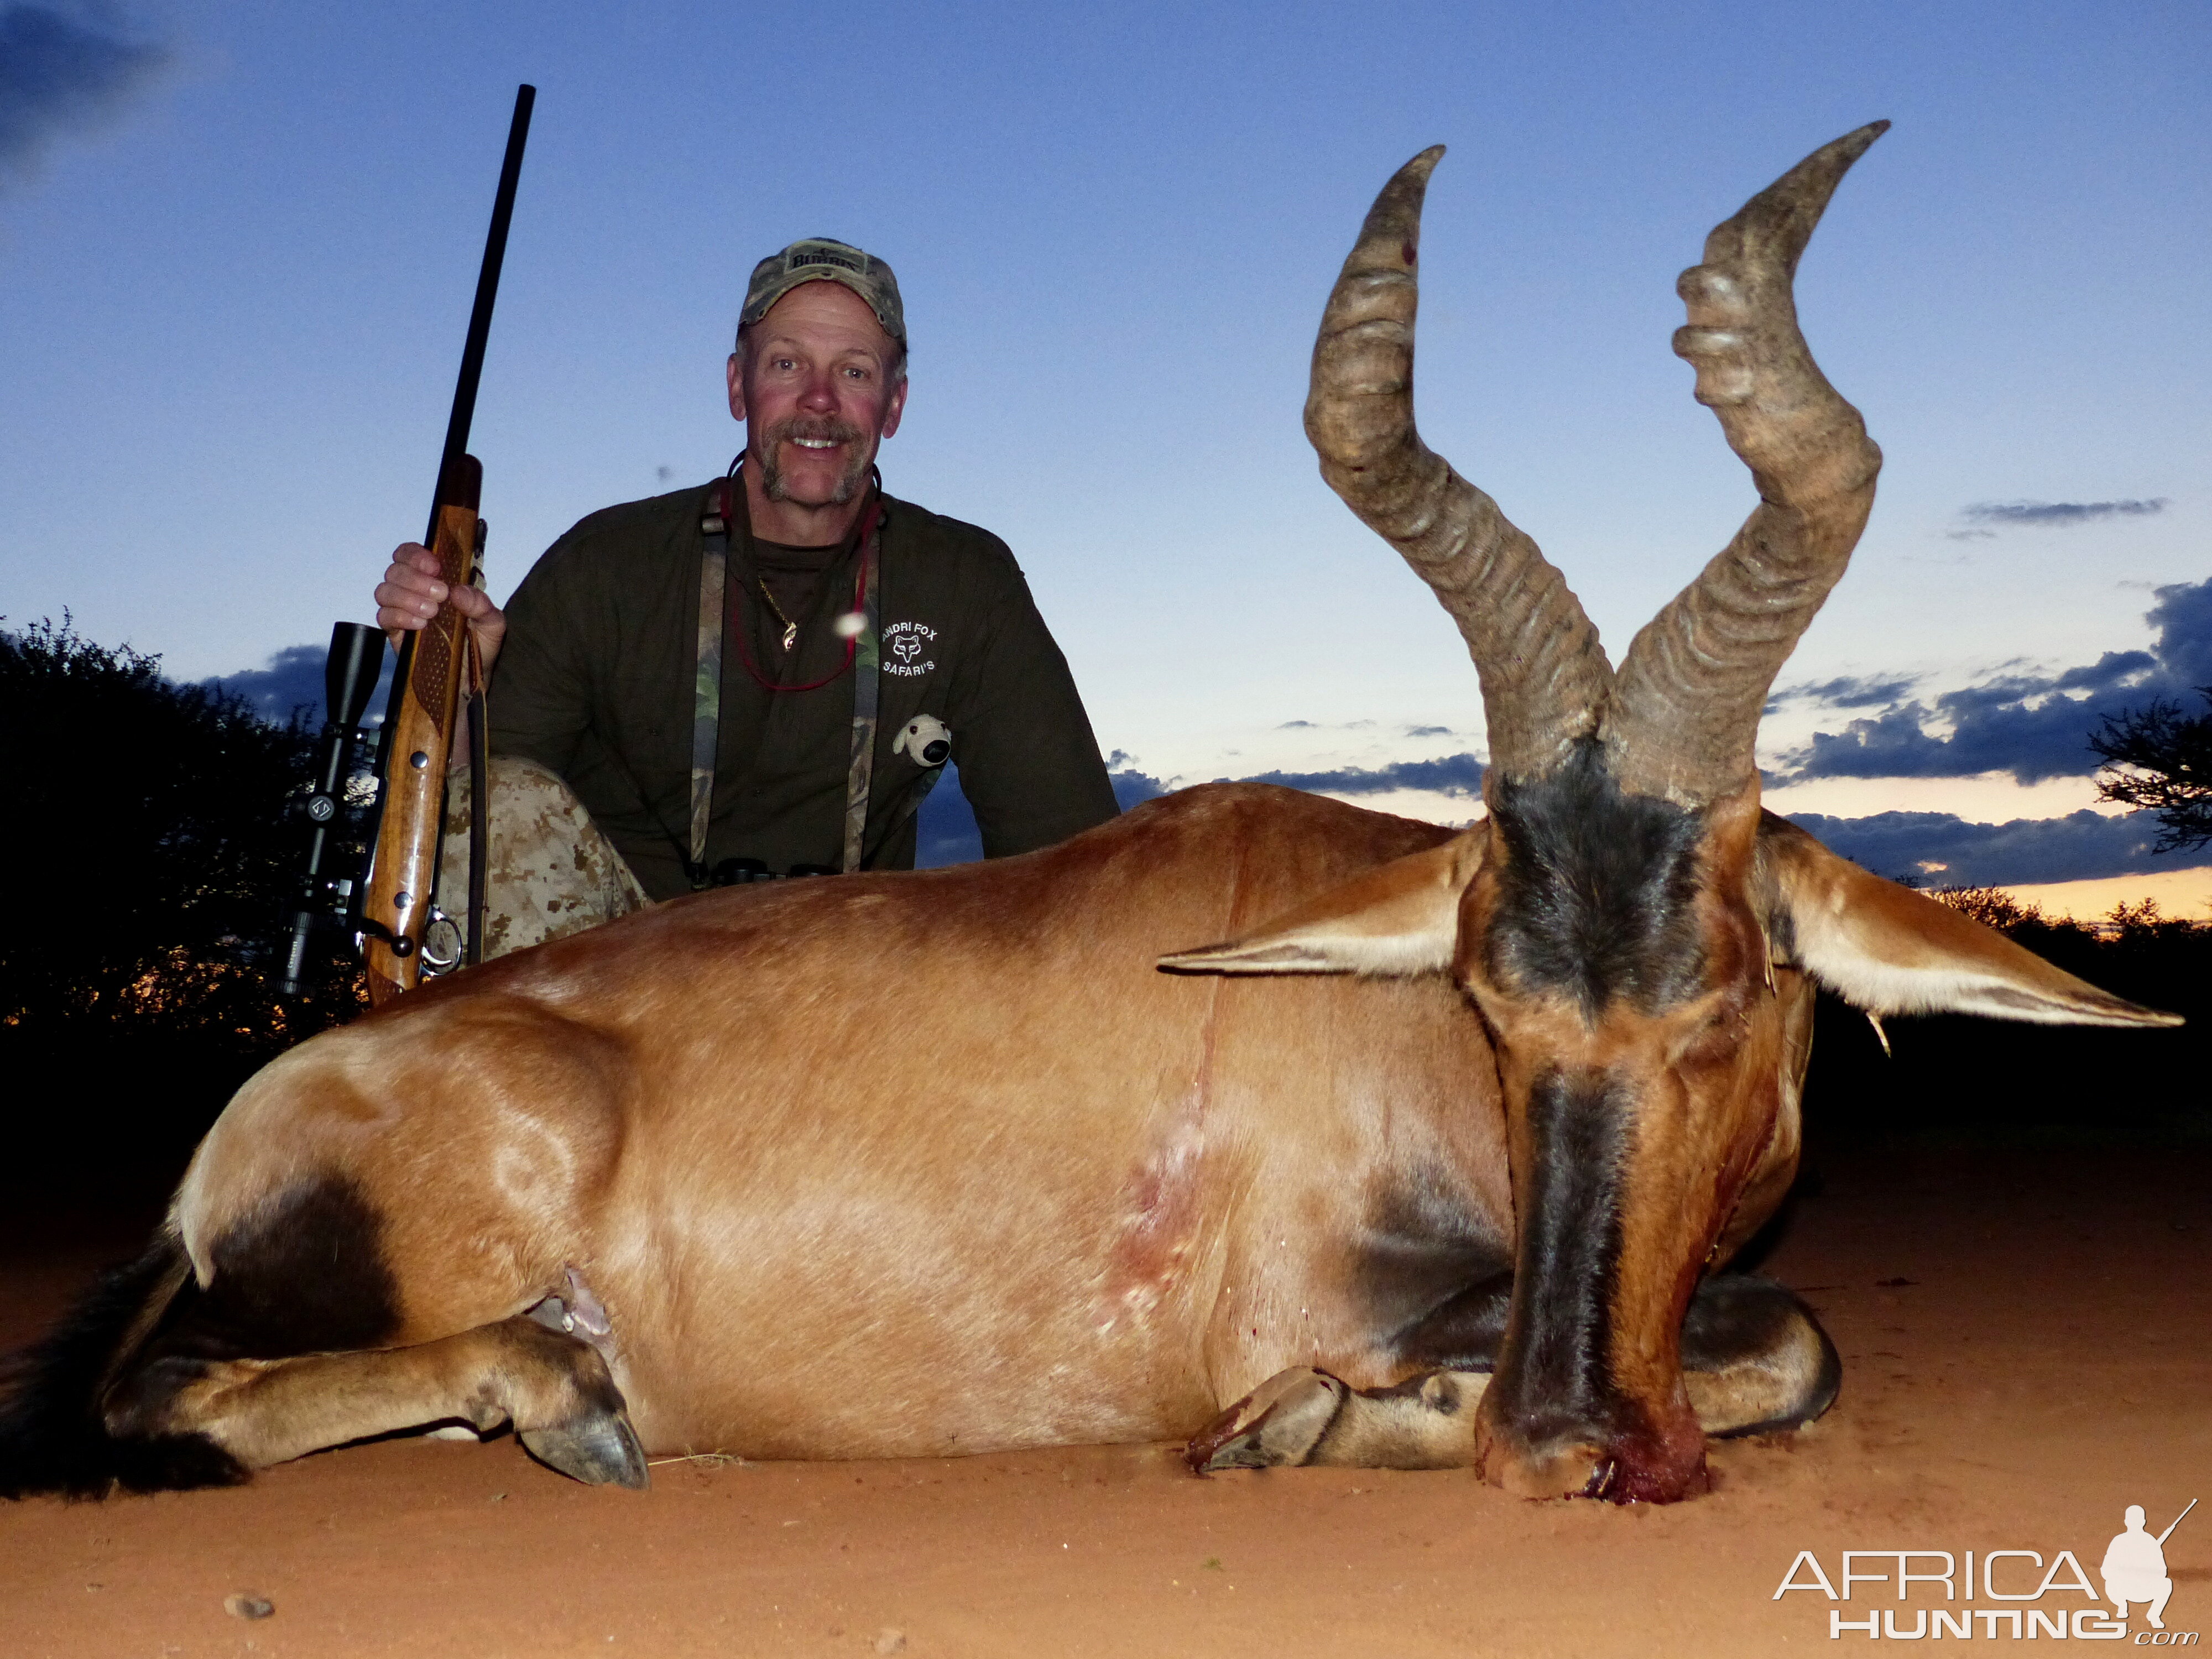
[1184, 1368, 1347, 1472]
[520, 1410, 650, 1489]
[1192, 1421, 1279, 1474]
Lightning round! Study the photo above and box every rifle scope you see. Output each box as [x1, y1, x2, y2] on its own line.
[278, 621, 388, 997]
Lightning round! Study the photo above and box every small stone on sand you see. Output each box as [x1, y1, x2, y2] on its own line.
[225, 1593, 274, 1620]
[874, 1628, 906, 1654]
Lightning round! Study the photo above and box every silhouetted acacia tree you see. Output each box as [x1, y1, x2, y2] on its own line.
[2091, 688, 2212, 852]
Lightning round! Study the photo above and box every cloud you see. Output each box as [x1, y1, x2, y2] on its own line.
[1234, 752, 1485, 798]
[2148, 576, 2212, 689]
[1768, 672, 1920, 713]
[1786, 809, 2184, 888]
[198, 645, 328, 724]
[201, 641, 397, 728]
[1959, 498, 2170, 530]
[1110, 765, 1168, 809]
[914, 766, 2189, 889]
[1100, 752, 1168, 802]
[0, 4, 169, 187]
[1777, 577, 2212, 786]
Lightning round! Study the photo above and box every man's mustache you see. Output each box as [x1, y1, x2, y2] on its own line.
[766, 418, 866, 448]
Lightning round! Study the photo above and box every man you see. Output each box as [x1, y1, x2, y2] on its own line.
[375, 238, 1118, 953]
[2102, 1505, 2177, 1629]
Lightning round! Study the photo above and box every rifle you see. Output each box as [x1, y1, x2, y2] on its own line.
[355, 84, 535, 1006]
[2158, 1499, 2197, 1546]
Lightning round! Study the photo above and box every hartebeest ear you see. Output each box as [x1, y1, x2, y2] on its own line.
[1159, 828, 1487, 977]
[1757, 815, 2183, 1029]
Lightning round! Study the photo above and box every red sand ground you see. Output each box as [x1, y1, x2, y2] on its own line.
[3, 1148, 2206, 1658]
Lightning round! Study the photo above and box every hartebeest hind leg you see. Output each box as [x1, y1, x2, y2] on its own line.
[1190, 1275, 1837, 1473]
[33, 1178, 655, 1493]
[105, 1314, 649, 1488]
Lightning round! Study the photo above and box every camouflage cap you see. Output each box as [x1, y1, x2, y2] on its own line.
[739, 238, 906, 346]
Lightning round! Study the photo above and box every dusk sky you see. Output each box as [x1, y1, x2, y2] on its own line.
[3, 1, 2206, 901]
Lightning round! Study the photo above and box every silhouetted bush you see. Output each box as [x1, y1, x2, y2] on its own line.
[0, 619, 361, 1193]
[1803, 886, 2211, 1149]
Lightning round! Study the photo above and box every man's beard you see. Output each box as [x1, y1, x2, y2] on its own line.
[759, 416, 872, 507]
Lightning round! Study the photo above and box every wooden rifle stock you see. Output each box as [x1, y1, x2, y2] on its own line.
[358, 84, 533, 1008]
[362, 458, 484, 1003]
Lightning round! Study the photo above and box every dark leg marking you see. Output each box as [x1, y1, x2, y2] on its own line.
[1354, 1160, 1512, 1358]
[172, 1176, 401, 1359]
[1680, 1274, 1840, 1436]
[5, 1176, 649, 1495]
[0, 1230, 246, 1499]
[101, 1176, 402, 1447]
[1390, 1270, 1514, 1373]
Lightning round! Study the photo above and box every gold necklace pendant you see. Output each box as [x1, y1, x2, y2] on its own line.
[759, 577, 799, 653]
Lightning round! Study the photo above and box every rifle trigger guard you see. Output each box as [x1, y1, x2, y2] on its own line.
[419, 907, 466, 975]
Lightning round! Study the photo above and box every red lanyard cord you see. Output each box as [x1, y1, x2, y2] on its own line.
[720, 475, 880, 693]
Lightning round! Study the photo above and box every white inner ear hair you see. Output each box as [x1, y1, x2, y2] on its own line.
[1790, 913, 2169, 1029]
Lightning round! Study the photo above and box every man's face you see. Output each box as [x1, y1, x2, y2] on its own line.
[727, 283, 907, 511]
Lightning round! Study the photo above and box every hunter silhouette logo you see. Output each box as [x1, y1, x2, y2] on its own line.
[2106, 1502, 2194, 1632]
[1774, 1500, 2198, 1641]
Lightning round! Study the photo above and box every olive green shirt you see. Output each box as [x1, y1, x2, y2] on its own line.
[491, 483, 1118, 900]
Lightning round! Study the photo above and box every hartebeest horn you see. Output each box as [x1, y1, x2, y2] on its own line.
[1307, 147, 1613, 784]
[1601, 122, 1889, 806]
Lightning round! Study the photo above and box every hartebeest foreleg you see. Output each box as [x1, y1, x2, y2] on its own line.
[103, 1314, 649, 1488]
[1190, 1275, 1837, 1476]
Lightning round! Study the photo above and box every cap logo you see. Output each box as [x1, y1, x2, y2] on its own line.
[790, 249, 863, 274]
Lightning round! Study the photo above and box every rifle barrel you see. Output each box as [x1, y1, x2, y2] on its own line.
[427, 82, 535, 541]
[2157, 1497, 2197, 1545]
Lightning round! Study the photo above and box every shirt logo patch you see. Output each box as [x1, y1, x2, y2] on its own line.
[883, 619, 938, 677]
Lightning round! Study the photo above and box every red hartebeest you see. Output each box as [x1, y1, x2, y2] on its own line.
[0, 124, 2178, 1507]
